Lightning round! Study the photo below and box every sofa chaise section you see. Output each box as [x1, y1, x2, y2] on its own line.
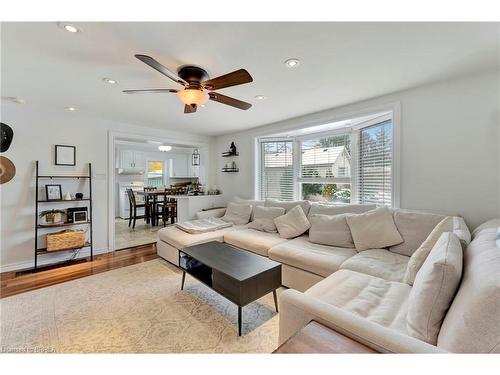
[157, 225, 241, 266]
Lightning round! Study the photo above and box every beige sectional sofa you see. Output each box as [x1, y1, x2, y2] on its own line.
[156, 199, 499, 353]
[279, 219, 500, 353]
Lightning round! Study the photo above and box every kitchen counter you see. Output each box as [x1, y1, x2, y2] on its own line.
[170, 195, 225, 222]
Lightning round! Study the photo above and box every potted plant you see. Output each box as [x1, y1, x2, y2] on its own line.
[39, 209, 65, 224]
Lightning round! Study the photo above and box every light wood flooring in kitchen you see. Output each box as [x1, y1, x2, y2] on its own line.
[114, 217, 168, 250]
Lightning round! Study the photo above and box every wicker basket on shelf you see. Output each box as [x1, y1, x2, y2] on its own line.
[46, 230, 86, 251]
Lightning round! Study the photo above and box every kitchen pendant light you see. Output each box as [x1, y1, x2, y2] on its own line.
[192, 148, 200, 166]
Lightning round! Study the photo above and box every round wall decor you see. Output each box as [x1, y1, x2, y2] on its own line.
[0, 156, 16, 184]
[0, 122, 14, 152]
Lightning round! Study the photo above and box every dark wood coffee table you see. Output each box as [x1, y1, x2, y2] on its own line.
[179, 241, 281, 336]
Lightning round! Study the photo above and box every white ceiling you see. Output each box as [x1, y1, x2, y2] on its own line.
[1, 22, 498, 136]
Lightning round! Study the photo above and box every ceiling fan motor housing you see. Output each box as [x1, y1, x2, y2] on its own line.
[177, 66, 209, 86]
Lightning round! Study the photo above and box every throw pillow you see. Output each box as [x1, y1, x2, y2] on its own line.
[247, 206, 285, 233]
[220, 202, 252, 225]
[231, 196, 265, 220]
[389, 210, 446, 256]
[274, 205, 311, 239]
[407, 232, 463, 345]
[309, 214, 355, 248]
[345, 207, 403, 251]
[403, 216, 453, 285]
[265, 198, 311, 216]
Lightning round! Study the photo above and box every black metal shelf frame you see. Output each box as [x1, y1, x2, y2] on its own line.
[34, 161, 93, 271]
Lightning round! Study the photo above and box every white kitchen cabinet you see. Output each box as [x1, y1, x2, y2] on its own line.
[168, 154, 189, 177]
[119, 150, 144, 169]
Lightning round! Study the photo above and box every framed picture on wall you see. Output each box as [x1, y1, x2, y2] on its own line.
[55, 145, 76, 166]
[45, 184, 62, 201]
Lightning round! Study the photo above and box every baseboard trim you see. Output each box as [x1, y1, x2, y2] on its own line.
[0, 247, 111, 273]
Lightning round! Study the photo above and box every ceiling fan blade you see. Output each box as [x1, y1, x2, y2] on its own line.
[135, 54, 187, 86]
[202, 69, 253, 90]
[184, 104, 197, 114]
[123, 89, 178, 94]
[208, 92, 252, 110]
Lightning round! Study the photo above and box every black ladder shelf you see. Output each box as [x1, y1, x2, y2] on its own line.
[34, 161, 93, 271]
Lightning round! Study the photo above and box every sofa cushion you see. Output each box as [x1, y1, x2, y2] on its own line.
[247, 206, 285, 233]
[309, 214, 354, 248]
[403, 216, 453, 285]
[221, 202, 252, 225]
[231, 196, 265, 220]
[265, 198, 311, 216]
[346, 207, 404, 251]
[407, 232, 463, 345]
[389, 210, 446, 256]
[437, 219, 500, 353]
[306, 269, 411, 333]
[268, 236, 357, 277]
[339, 249, 410, 282]
[158, 225, 240, 249]
[223, 228, 287, 257]
[307, 203, 376, 218]
[274, 205, 311, 239]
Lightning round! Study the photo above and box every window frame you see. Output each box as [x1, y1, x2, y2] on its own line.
[254, 103, 400, 208]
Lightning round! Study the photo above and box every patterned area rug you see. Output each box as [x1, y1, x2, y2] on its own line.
[0, 259, 280, 353]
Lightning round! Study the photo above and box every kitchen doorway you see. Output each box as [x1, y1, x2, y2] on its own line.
[108, 132, 208, 252]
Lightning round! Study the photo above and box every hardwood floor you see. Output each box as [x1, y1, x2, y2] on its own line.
[1, 244, 159, 298]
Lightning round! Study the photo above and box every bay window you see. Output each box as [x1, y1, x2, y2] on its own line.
[257, 112, 397, 207]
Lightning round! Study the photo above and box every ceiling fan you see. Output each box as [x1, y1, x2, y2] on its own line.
[123, 54, 253, 114]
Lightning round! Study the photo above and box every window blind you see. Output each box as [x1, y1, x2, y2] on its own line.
[356, 120, 393, 206]
[259, 140, 294, 201]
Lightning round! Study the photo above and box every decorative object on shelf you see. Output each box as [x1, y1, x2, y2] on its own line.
[46, 229, 85, 252]
[0, 122, 14, 152]
[63, 192, 72, 200]
[192, 148, 200, 166]
[229, 142, 237, 154]
[66, 207, 88, 223]
[45, 184, 63, 201]
[0, 156, 16, 184]
[39, 209, 65, 224]
[55, 144, 76, 166]
[72, 210, 88, 223]
[75, 192, 84, 200]
[222, 142, 239, 157]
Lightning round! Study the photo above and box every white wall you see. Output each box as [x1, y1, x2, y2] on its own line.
[213, 70, 500, 229]
[0, 105, 214, 271]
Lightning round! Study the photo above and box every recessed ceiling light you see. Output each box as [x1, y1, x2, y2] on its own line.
[65, 106, 76, 111]
[284, 58, 300, 68]
[254, 95, 266, 100]
[57, 22, 80, 33]
[1, 96, 26, 104]
[158, 145, 172, 152]
[103, 78, 117, 84]
[200, 104, 206, 107]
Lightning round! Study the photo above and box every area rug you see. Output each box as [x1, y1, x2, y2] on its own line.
[0, 259, 280, 353]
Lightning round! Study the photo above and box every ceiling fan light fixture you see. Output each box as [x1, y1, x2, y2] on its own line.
[176, 89, 209, 106]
